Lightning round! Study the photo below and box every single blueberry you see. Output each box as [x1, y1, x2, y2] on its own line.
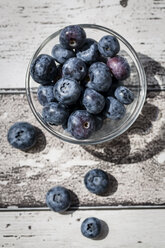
[76, 43, 99, 64]
[107, 55, 130, 81]
[98, 35, 120, 57]
[105, 96, 126, 120]
[7, 122, 37, 150]
[46, 186, 71, 213]
[84, 169, 109, 195]
[37, 85, 55, 106]
[42, 102, 69, 125]
[82, 88, 105, 114]
[59, 25, 86, 49]
[67, 110, 95, 139]
[87, 62, 112, 92]
[81, 217, 101, 239]
[30, 54, 57, 85]
[62, 57, 87, 81]
[114, 86, 134, 105]
[51, 44, 75, 64]
[53, 78, 81, 105]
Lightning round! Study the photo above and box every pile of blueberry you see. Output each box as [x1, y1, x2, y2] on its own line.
[30, 25, 134, 140]
[46, 168, 110, 239]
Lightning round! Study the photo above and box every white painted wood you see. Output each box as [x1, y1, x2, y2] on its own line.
[0, 0, 165, 88]
[0, 209, 165, 247]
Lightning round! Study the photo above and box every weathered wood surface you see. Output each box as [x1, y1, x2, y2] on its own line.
[0, 209, 165, 248]
[0, 0, 165, 89]
[0, 91, 165, 207]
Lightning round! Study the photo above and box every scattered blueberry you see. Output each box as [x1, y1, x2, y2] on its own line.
[105, 96, 126, 120]
[81, 217, 101, 239]
[46, 186, 71, 213]
[98, 35, 120, 57]
[76, 43, 99, 64]
[107, 55, 130, 81]
[59, 25, 86, 49]
[51, 44, 75, 64]
[82, 88, 105, 114]
[37, 85, 55, 106]
[7, 122, 37, 150]
[42, 102, 69, 125]
[53, 78, 81, 105]
[84, 169, 109, 195]
[62, 57, 87, 81]
[67, 110, 95, 139]
[30, 54, 57, 85]
[114, 86, 134, 105]
[87, 62, 112, 92]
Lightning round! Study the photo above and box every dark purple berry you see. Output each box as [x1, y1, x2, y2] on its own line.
[67, 110, 95, 139]
[107, 55, 130, 81]
[59, 25, 86, 49]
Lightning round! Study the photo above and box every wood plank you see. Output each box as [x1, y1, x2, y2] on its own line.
[0, 209, 165, 247]
[0, 0, 165, 88]
[0, 92, 165, 207]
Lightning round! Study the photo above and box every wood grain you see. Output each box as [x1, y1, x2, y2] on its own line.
[0, 91, 165, 207]
[0, 209, 165, 248]
[0, 0, 165, 88]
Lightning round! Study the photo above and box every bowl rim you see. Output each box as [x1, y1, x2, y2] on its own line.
[25, 23, 147, 145]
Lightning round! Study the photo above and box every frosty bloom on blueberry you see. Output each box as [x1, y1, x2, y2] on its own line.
[81, 217, 101, 239]
[7, 122, 37, 150]
[46, 186, 71, 213]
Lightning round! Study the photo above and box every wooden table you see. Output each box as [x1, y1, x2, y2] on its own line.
[0, 0, 165, 247]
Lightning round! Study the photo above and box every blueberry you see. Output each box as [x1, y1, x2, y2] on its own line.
[87, 62, 112, 92]
[105, 96, 126, 120]
[67, 110, 95, 139]
[62, 57, 87, 81]
[84, 169, 109, 195]
[46, 186, 71, 213]
[7, 122, 37, 150]
[77, 38, 96, 52]
[53, 78, 81, 105]
[76, 43, 99, 64]
[107, 55, 130, 81]
[51, 44, 75, 64]
[37, 85, 55, 106]
[114, 86, 134, 105]
[30, 54, 57, 85]
[59, 25, 86, 49]
[81, 217, 101, 239]
[82, 88, 105, 114]
[42, 102, 69, 125]
[98, 35, 120, 57]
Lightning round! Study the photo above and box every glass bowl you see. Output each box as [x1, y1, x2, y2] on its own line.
[25, 24, 147, 145]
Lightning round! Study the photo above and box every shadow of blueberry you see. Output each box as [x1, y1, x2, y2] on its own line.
[82, 54, 165, 164]
[61, 190, 79, 215]
[93, 220, 109, 240]
[101, 173, 118, 197]
[25, 127, 46, 153]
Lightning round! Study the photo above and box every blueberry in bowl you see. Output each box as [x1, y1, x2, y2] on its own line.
[26, 24, 146, 145]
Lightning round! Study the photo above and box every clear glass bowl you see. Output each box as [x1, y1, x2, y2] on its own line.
[25, 24, 147, 145]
